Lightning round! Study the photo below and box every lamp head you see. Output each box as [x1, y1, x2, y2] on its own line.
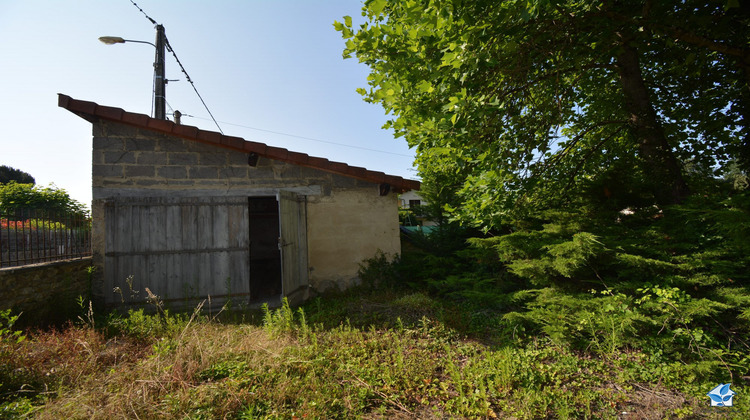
[98, 36, 126, 45]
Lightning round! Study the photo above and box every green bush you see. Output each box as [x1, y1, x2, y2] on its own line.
[105, 308, 187, 342]
[358, 250, 401, 290]
[388, 184, 750, 380]
[0, 181, 88, 217]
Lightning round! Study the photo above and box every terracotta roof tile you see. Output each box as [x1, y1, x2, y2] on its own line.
[243, 141, 267, 155]
[384, 174, 403, 187]
[121, 112, 150, 127]
[96, 105, 124, 121]
[327, 161, 348, 174]
[173, 125, 199, 138]
[346, 166, 368, 179]
[76, 99, 97, 115]
[307, 156, 329, 168]
[57, 94, 71, 108]
[286, 152, 309, 166]
[196, 130, 222, 145]
[58, 94, 420, 192]
[265, 147, 289, 160]
[370, 172, 388, 184]
[147, 118, 174, 133]
[222, 136, 246, 150]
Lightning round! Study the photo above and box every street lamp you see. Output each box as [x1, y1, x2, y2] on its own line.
[99, 24, 167, 120]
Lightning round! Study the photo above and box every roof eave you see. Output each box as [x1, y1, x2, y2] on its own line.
[58, 94, 420, 192]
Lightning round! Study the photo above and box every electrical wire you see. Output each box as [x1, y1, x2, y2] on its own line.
[127, 1, 404, 158]
[181, 114, 414, 158]
[165, 99, 175, 116]
[163, 36, 223, 134]
[128, 0, 223, 133]
[129, 0, 156, 24]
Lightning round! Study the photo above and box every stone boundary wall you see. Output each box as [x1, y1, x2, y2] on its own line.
[0, 257, 92, 327]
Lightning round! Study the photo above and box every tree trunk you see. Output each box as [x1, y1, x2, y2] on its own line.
[738, 66, 750, 174]
[616, 42, 690, 204]
[733, 5, 750, 174]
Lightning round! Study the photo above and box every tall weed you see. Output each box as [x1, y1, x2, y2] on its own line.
[0, 310, 24, 344]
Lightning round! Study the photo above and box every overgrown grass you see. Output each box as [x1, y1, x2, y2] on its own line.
[2, 189, 748, 418]
[1, 287, 747, 419]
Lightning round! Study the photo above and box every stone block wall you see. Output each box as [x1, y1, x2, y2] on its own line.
[91, 121, 378, 195]
[90, 121, 401, 303]
[0, 258, 92, 327]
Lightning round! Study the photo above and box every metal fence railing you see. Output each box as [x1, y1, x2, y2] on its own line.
[0, 210, 92, 268]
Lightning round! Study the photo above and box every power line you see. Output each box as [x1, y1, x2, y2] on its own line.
[129, 0, 156, 24]
[128, 0, 223, 133]
[163, 36, 223, 134]
[125, 1, 406, 158]
[182, 114, 414, 158]
[128, 1, 157, 116]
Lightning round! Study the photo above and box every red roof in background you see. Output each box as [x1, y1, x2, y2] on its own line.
[58, 94, 420, 192]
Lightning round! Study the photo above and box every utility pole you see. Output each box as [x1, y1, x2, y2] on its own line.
[154, 24, 166, 120]
[99, 25, 169, 120]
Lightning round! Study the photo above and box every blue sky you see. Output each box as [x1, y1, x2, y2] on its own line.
[0, 0, 417, 207]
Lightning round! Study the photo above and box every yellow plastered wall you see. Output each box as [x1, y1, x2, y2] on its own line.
[306, 186, 401, 292]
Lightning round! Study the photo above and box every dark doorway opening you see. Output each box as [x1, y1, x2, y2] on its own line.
[248, 197, 281, 301]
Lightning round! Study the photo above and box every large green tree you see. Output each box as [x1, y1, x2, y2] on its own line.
[337, 0, 749, 229]
[0, 165, 35, 185]
[0, 182, 88, 218]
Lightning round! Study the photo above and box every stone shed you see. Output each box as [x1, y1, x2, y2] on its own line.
[59, 94, 419, 308]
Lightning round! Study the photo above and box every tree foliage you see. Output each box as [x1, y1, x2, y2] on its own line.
[337, 0, 749, 230]
[0, 182, 88, 218]
[0, 165, 35, 185]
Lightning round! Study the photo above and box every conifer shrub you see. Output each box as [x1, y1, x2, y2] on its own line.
[462, 189, 749, 377]
[389, 180, 750, 380]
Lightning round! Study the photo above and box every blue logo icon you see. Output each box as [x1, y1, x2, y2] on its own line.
[707, 383, 735, 407]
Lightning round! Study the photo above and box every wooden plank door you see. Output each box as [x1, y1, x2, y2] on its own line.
[277, 191, 308, 304]
[104, 197, 250, 306]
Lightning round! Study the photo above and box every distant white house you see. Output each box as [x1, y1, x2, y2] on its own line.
[399, 191, 437, 227]
[399, 190, 427, 210]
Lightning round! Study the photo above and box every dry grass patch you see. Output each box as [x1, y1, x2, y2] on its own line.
[32, 322, 288, 419]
